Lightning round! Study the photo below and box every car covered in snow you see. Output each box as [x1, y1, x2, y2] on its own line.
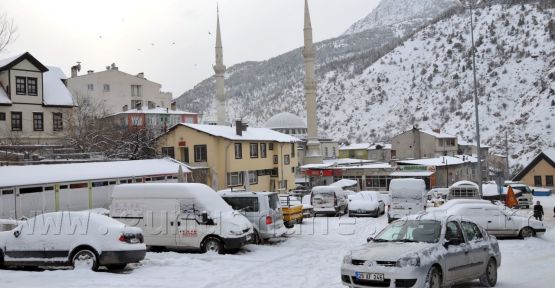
[0, 211, 145, 271]
[347, 191, 385, 217]
[431, 199, 546, 238]
[387, 179, 427, 223]
[341, 214, 501, 288]
[310, 186, 348, 215]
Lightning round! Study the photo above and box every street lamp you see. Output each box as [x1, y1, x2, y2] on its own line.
[458, 0, 483, 196]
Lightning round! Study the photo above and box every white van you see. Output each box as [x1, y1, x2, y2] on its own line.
[387, 178, 427, 223]
[310, 186, 348, 215]
[110, 183, 253, 254]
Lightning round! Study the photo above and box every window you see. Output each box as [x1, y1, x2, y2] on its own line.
[103, 84, 110, 92]
[227, 171, 244, 187]
[20, 186, 43, 194]
[291, 167, 295, 173]
[33, 113, 44, 131]
[87, 84, 94, 91]
[461, 221, 483, 242]
[269, 143, 274, 150]
[291, 143, 295, 158]
[279, 180, 288, 190]
[325, 147, 329, 157]
[16, 77, 26, 94]
[250, 143, 259, 158]
[445, 221, 464, 242]
[546, 176, 554, 187]
[11, 112, 22, 131]
[234, 143, 242, 159]
[273, 155, 278, 164]
[182, 147, 190, 163]
[53, 113, 63, 131]
[222, 197, 259, 212]
[161, 147, 175, 158]
[131, 85, 142, 97]
[260, 143, 267, 158]
[194, 145, 207, 162]
[248, 171, 258, 185]
[365, 176, 388, 189]
[534, 176, 542, 187]
[0, 112, 5, 121]
[284, 155, 290, 165]
[27, 77, 38, 95]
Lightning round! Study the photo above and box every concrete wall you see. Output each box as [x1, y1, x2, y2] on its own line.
[67, 69, 171, 115]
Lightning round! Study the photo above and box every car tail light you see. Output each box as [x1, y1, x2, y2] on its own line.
[119, 233, 143, 244]
[266, 215, 273, 225]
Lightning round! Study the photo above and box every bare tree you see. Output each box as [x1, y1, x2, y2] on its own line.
[0, 12, 17, 52]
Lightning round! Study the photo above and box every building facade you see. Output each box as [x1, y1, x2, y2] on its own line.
[157, 122, 299, 192]
[392, 127, 458, 160]
[103, 107, 199, 133]
[66, 63, 171, 115]
[513, 149, 555, 188]
[0, 52, 75, 144]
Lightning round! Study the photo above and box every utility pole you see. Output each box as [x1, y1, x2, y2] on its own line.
[505, 130, 510, 180]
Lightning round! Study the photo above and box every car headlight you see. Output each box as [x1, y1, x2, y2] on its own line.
[229, 229, 244, 236]
[343, 254, 352, 264]
[397, 256, 420, 267]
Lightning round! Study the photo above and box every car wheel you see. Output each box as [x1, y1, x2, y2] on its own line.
[0, 249, 4, 269]
[425, 266, 442, 288]
[519, 227, 535, 238]
[253, 230, 264, 245]
[284, 222, 294, 229]
[479, 258, 498, 287]
[72, 249, 99, 271]
[202, 237, 224, 254]
[106, 264, 127, 272]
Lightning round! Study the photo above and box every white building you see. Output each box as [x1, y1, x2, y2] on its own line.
[66, 63, 172, 115]
[0, 52, 75, 144]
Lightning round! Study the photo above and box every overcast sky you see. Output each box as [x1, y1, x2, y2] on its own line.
[0, 0, 380, 97]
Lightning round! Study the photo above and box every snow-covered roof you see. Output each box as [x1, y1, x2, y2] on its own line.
[0, 159, 190, 188]
[43, 66, 75, 106]
[449, 180, 479, 190]
[0, 52, 26, 70]
[339, 143, 370, 150]
[390, 171, 434, 177]
[421, 130, 456, 139]
[323, 158, 375, 165]
[110, 107, 198, 116]
[343, 163, 392, 169]
[264, 112, 307, 129]
[544, 149, 555, 162]
[330, 179, 358, 188]
[300, 163, 334, 169]
[177, 123, 300, 143]
[397, 155, 477, 167]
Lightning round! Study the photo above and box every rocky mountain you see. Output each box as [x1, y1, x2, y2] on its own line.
[175, 0, 555, 172]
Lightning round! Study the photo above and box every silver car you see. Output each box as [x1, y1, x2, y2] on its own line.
[341, 214, 501, 288]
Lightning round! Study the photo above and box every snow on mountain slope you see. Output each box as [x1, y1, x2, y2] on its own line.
[320, 3, 555, 170]
[344, 0, 458, 36]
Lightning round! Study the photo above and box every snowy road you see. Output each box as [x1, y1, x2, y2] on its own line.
[2, 196, 555, 288]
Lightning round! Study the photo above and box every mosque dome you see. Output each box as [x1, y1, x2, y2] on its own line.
[264, 112, 307, 129]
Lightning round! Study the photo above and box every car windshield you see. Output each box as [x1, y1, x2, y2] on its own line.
[374, 220, 441, 243]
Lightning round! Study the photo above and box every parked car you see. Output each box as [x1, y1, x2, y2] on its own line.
[347, 191, 385, 217]
[433, 199, 546, 238]
[341, 214, 501, 288]
[0, 211, 146, 271]
[279, 195, 304, 228]
[220, 191, 286, 244]
[387, 179, 427, 223]
[505, 182, 534, 208]
[111, 183, 253, 254]
[310, 186, 348, 215]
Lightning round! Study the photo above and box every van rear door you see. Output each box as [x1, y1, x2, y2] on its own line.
[312, 190, 335, 209]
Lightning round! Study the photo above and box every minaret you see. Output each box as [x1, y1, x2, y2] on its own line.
[303, 0, 323, 164]
[214, 5, 227, 125]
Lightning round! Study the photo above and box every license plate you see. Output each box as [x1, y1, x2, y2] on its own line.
[355, 272, 384, 281]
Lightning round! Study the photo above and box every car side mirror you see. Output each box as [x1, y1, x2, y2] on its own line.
[201, 211, 208, 223]
[13, 229, 20, 238]
[366, 237, 373, 243]
[444, 238, 462, 248]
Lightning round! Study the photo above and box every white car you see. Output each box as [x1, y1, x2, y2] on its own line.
[348, 191, 385, 217]
[341, 214, 501, 288]
[433, 199, 546, 238]
[0, 211, 146, 271]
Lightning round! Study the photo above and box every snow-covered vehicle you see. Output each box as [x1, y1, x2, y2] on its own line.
[111, 183, 253, 254]
[448, 181, 481, 200]
[341, 214, 501, 288]
[431, 199, 546, 238]
[0, 211, 146, 271]
[310, 186, 348, 215]
[504, 182, 534, 208]
[347, 191, 385, 217]
[387, 178, 427, 223]
[220, 191, 286, 244]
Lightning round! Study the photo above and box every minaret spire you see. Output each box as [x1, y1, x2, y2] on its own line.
[214, 3, 226, 125]
[302, 0, 322, 164]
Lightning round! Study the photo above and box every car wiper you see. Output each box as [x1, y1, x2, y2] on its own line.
[395, 239, 418, 243]
[372, 239, 390, 242]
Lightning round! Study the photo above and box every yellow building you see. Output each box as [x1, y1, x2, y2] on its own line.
[513, 149, 555, 188]
[157, 122, 299, 192]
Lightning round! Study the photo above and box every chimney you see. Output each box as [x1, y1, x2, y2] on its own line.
[137, 72, 144, 78]
[70, 62, 81, 77]
[106, 66, 110, 71]
[171, 101, 177, 111]
[87, 70, 94, 74]
[235, 120, 242, 136]
[432, 128, 441, 134]
[110, 63, 118, 70]
[242, 123, 248, 131]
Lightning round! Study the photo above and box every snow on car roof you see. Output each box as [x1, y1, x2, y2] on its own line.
[330, 179, 358, 188]
[175, 123, 300, 143]
[0, 159, 190, 188]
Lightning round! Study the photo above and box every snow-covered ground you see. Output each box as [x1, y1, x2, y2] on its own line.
[2, 195, 555, 288]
